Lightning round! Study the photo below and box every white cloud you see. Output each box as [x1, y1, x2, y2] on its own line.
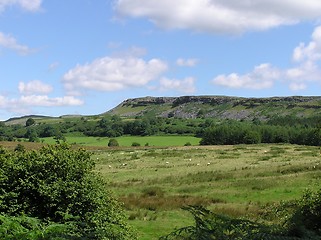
[286, 26, 321, 83]
[18, 80, 53, 95]
[115, 0, 321, 34]
[0, 32, 32, 55]
[289, 83, 307, 91]
[176, 58, 198, 67]
[18, 95, 83, 107]
[292, 26, 321, 63]
[213, 63, 278, 89]
[62, 56, 168, 93]
[0, 94, 83, 116]
[213, 25, 321, 91]
[158, 77, 196, 93]
[0, 0, 42, 12]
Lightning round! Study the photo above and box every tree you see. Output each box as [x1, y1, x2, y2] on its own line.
[25, 118, 35, 127]
[25, 128, 38, 142]
[53, 131, 66, 143]
[108, 138, 119, 147]
[0, 144, 135, 239]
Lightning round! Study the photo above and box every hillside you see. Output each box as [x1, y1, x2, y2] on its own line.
[106, 95, 321, 120]
[4, 95, 321, 125]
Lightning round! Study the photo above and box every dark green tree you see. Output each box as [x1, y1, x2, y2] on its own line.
[25, 118, 35, 127]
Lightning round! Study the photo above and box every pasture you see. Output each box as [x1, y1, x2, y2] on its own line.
[41, 135, 201, 147]
[92, 144, 321, 239]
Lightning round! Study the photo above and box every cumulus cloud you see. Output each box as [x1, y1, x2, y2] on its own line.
[213, 64, 279, 90]
[0, 94, 83, 116]
[0, 0, 42, 12]
[212, 25, 321, 91]
[0, 79, 83, 116]
[17, 95, 83, 107]
[18, 80, 53, 95]
[62, 56, 168, 94]
[0, 32, 32, 55]
[285, 26, 321, 82]
[114, 0, 321, 34]
[176, 58, 199, 67]
[158, 77, 196, 93]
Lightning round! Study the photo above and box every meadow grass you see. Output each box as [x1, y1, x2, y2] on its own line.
[2, 139, 320, 239]
[41, 135, 201, 147]
[93, 144, 321, 239]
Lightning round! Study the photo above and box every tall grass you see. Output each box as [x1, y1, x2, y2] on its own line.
[93, 144, 321, 239]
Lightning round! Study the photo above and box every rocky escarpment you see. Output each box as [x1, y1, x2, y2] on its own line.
[106, 95, 321, 120]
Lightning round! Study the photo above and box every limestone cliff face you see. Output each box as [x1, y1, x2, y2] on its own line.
[106, 96, 321, 120]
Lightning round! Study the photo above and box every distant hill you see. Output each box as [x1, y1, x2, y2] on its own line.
[4, 115, 53, 126]
[106, 95, 321, 120]
[4, 95, 321, 125]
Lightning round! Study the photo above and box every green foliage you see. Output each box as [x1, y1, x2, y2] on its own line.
[200, 120, 321, 146]
[285, 189, 321, 237]
[14, 143, 25, 152]
[131, 142, 141, 147]
[0, 214, 79, 239]
[161, 187, 321, 239]
[0, 144, 136, 239]
[160, 205, 320, 240]
[108, 138, 119, 147]
[26, 118, 35, 127]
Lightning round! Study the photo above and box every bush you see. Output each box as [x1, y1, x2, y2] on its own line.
[0, 144, 136, 239]
[108, 138, 119, 147]
[14, 143, 25, 152]
[0, 214, 79, 239]
[131, 142, 141, 147]
[160, 206, 286, 240]
[286, 189, 321, 237]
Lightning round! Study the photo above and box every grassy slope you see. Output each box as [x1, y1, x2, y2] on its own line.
[93, 144, 321, 239]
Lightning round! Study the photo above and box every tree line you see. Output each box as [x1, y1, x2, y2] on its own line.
[200, 120, 321, 146]
[1, 115, 321, 146]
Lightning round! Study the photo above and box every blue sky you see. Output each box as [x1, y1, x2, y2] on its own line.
[1, 0, 321, 120]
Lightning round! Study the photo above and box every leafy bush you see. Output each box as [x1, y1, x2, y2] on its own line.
[285, 189, 321, 238]
[0, 214, 79, 240]
[0, 144, 136, 239]
[160, 205, 321, 240]
[108, 138, 119, 147]
[131, 142, 140, 147]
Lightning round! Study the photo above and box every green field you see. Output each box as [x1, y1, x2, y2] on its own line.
[91, 144, 321, 239]
[41, 135, 201, 147]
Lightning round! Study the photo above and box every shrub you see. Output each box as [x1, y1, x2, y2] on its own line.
[131, 142, 141, 147]
[160, 206, 286, 240]
[286, 189, 321, 237]
[14, 143, 25, 152]
[0, 144, 136, 239]
[108, 138, 119, 147]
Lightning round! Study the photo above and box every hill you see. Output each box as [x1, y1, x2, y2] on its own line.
[106, 95, 321, 120]
[4, 95, 321, 125]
